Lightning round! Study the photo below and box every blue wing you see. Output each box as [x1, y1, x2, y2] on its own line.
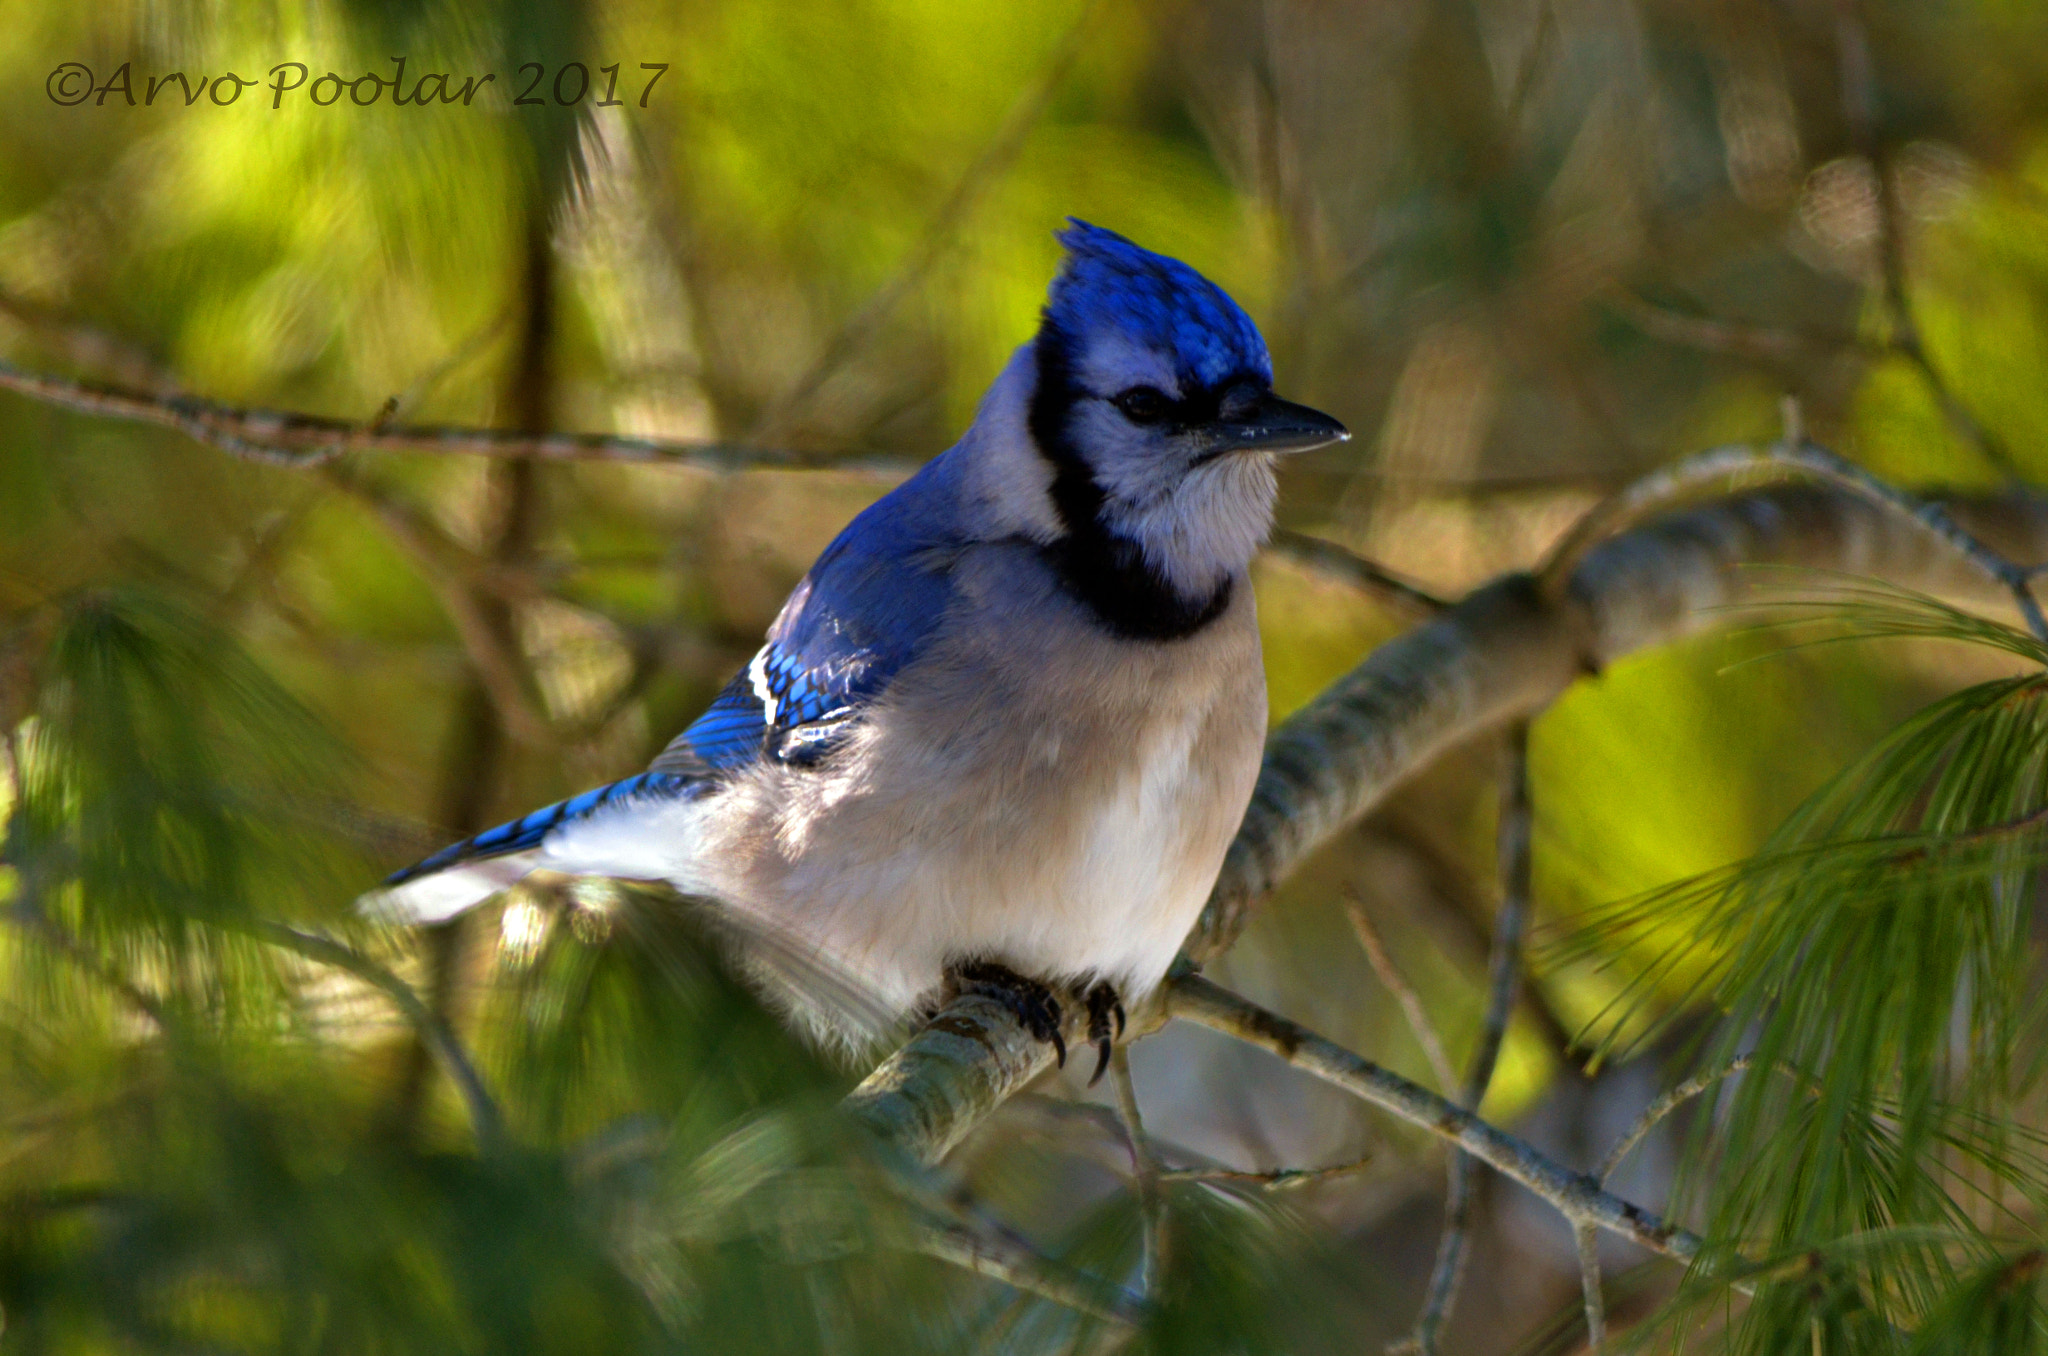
[651, 479, 957, 774]
[385, 463, 959, 887]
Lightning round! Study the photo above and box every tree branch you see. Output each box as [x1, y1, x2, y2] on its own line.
[319, 464, 557, 747]
[844, 989, 1071, 1162]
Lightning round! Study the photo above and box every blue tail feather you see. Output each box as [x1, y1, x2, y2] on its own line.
[386, 771, 700, 886]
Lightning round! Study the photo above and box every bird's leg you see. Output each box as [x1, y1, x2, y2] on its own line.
[1083, 981, 1125, 1088]
[945, 961, 1066, 1068]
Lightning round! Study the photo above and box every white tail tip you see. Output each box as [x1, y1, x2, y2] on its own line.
[357, 851, 542, 925]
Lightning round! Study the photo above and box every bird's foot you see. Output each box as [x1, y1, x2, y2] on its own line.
[946, 961, 1066, 1068]
[1083, 981, 1125, 1088]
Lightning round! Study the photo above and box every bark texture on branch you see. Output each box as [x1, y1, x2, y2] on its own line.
[852, 484, 2048, 1165]
[844, 991, 1065, 1161]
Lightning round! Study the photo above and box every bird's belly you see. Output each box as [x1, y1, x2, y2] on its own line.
[738, 682, 1262, 1019]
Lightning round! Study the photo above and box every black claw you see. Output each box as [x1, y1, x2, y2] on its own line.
[947, 961, 1066, 1064]
[1082, 981, 1124, 1088]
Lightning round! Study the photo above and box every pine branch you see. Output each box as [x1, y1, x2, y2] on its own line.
[5, 902, 170, 1033]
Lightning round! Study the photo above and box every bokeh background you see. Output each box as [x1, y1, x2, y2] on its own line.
[3, 0, 2048, 1350]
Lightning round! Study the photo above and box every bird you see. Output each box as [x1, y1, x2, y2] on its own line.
[367, 220, 1349, 1082]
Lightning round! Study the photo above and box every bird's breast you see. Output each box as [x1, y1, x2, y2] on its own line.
[692, 547, 1268, 1019]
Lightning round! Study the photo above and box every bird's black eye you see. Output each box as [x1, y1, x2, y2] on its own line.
[1112, 386, 1171, 425]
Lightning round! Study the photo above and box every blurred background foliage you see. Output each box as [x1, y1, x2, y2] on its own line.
[4, 0, 2048, 1349]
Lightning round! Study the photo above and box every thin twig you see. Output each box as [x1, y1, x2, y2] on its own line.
[1156, 1156, 1374, 1191]
[1605, 290, 1857, 365]
[1576, 1223, 1607, 1353]
[914, 1215, 1146, 1328]
[250, 922, 506, 1153]
[1413, 722, 1534, 1352]
[1268, 530, 1452, 619]
[1344, 892, 1458, 1094]
[1597, 1057, 1754, 1185]
[1537, 439, 2048, 641]
[1004, 1092, 1136, 1146]
[1164, 975, 1699, 1261]
[824, 1151, 1152, 1330]
[865, 1113, 1151, 1329]
[0, 359, 915, 475]
[1109, 1046, 1169, 1297]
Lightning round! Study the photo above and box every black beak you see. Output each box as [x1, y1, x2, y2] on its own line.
[1193, 392, 1350, 462]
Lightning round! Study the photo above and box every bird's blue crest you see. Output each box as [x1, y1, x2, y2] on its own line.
[1042, 220, 1271, 389]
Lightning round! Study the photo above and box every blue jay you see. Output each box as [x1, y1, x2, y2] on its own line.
[370, 221, 1348, 1080]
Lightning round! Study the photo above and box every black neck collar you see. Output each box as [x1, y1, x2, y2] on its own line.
[1028, 327, 1233, 642]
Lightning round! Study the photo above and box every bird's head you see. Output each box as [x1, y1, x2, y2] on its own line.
[1029, 220, 1347, 616]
